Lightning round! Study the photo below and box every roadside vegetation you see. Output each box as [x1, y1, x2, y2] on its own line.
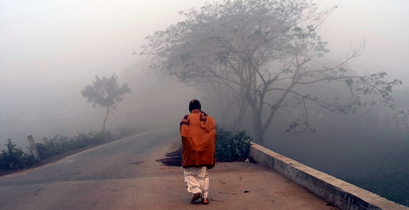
[0, 131, 111, 175]
[0, 73, 132, 176]
[0, 139, 37, 171]
[215, 127, 252, 162]
[1, 126, 253, 175]
[158, 127, 252, 167]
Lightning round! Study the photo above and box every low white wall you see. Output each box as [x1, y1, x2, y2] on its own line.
[249, 143, 409, 210]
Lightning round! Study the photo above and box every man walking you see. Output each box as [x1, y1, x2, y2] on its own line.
[179, 99, 217, 205]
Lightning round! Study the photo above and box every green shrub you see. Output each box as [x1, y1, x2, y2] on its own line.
[1, 130, 113, 172]
[35, 143, 54, 160]
[69, 130, 110, 149]
[36, 130, 111, 161]
[216, 127, 252, 162]
[43, 135, 72, 155]
[0, 139, 37, 171]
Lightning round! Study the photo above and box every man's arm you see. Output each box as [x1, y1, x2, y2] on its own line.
[180, 114, 189, 137]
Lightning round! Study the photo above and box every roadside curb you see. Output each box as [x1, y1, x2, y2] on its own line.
[249, 143, 409, 210]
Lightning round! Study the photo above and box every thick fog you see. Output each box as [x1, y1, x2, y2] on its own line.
[0, 0, 211, 146]
[1, 0, 408, 184]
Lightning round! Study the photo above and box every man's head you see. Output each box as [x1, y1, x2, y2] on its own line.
[189, 99, 201, 113]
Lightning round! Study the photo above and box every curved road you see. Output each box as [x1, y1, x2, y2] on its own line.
[0, 129, 339, 210]
[0, 130, 178, 210]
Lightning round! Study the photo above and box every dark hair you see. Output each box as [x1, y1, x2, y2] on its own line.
[189, 99, 201, 112]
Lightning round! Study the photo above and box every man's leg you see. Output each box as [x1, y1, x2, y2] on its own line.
[184, 167, 202, 194]
[184, 167, 209, 198]
[199, 167, 209, 199]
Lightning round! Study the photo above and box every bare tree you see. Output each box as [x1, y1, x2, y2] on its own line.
[81, 74, 132, 134]
[142, 0, 402, 144]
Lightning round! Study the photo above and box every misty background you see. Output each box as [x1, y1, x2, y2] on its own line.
[1, 0, 409, 204]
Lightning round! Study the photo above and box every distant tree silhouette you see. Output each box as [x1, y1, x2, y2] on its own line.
[142, 0, 403, 144]
[81, 74, 131, 133]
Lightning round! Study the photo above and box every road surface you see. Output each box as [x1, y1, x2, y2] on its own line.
[0, 129, 337, 210]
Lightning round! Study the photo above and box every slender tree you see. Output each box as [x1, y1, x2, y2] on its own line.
[142, 0, 402, 144]
[81, 74, 131, 133]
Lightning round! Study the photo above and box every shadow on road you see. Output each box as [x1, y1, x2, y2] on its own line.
[156, 146, 183, 167]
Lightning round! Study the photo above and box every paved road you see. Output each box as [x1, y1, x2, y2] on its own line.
[0, 129, 337, 210]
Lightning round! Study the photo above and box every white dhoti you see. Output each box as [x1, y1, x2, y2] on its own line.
[183, 166, 209, 199]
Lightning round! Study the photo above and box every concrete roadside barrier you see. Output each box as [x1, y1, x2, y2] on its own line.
[249, 143, 409, 210]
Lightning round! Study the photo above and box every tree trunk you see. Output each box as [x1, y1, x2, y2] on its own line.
[233, 100, 248, 130]
[251, 107, 265, 145]
[103, 107, 110, 134]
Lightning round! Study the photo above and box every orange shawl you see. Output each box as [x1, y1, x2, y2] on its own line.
[180, 110, 217, 168]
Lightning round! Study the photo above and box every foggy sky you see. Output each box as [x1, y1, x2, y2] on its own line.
[1, 0, 408, 146]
